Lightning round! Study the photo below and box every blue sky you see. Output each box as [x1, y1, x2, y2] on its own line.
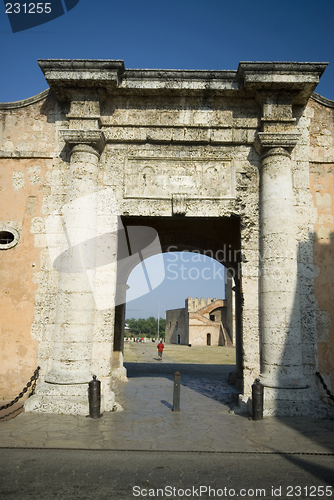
[126, 253, 226, 319]
[1, 0, 333, 102]
[1, 0, 333, 318]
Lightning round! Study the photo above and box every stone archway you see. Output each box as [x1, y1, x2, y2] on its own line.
[18, 59, 329, 417]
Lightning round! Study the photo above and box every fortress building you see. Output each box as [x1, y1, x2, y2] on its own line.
[0, 59, 334, 416]
[165, 297, 234, 347]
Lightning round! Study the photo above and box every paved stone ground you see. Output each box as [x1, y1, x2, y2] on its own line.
[1, 449, 334, 500]
[0, 401, 24, 422]
[0, 357, 334, 454]
[1, 350, 334, 498]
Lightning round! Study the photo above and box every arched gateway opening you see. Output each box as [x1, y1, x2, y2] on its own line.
[112, 216, 243, 392]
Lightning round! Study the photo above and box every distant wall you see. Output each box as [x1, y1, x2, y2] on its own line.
[166, 297, 229, 347]
[186, 297, 218, 313]
[165, 308, 186, 344]
[188, 315, 221, 346]
[309, 95, 334, 400]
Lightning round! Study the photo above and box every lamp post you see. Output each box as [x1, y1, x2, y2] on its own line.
[157, 302, 160, 339]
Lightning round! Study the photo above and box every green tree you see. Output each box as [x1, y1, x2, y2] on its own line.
[158, 319, 166, 337]
[125, 317, 166, 339]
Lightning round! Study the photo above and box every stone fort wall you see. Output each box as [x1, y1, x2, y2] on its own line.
[308, 94, 334, 404]
[0, 60, 333, 416]
[0, 91, 59, 399]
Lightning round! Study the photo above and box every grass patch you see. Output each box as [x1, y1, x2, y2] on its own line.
[124, 342, 235, 365]
[163, 344, 235, 364]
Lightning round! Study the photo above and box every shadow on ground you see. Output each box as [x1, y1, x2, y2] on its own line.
[124, 361, 240, 408]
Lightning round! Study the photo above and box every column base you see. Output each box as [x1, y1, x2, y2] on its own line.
[44, 370, 92, 385]
[259, 372, 309, 389]
[238, 387, 332, 418]
[24, 380, 116, 415]
[111, 351, 128, 382]
[263, 386, 332, 417]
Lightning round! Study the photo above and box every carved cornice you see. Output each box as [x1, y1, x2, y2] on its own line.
[61, 129, 106, 154]
[35, 59, 328, 103]
[39, 59, 125, 102]
[238, 62, 328, 105]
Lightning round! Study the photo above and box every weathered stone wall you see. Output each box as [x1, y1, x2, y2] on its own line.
[308, 96, 334, 403]
[225, 271, 234, 344]
[0, 59, 331, 416]
[0, 91, 57, 399]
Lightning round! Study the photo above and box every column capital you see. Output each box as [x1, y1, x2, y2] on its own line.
[254, 132, 301, 157]
[61, 129, 106, 154]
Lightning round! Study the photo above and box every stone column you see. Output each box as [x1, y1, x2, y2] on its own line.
[228, 275, 243, 387]
[25, 131, 111, 415]
[45, 134, 104, 384]
[234, 278, 243, 376]
[258, 134, 307, 392]
[111, 283, 128, 381]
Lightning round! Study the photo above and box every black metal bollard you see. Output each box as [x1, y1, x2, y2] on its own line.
[88, 375, 102, 418]
[252, 378, 263, 420]
[173, 371, 181, 411]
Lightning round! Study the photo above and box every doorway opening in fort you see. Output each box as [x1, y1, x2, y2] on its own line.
[113, 216, 243, 409]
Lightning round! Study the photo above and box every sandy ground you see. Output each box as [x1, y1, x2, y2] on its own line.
[124, 340, 236, 364]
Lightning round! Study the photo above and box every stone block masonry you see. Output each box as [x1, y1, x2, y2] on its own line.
[0, 59, 333, 417]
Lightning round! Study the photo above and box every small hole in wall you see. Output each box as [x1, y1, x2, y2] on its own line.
[0, 231, 14, 245]
[0, 229, 20, 249]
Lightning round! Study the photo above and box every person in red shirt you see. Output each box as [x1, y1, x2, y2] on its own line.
[157, 340, 165, 360]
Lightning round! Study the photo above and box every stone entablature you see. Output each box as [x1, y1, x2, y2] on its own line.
[1, 59, 333, 417]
